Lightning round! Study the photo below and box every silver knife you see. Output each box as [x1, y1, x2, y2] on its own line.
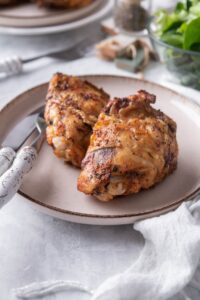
[0, 111, 46, 208]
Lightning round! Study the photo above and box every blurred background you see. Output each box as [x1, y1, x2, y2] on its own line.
[1, 0, 199, 92]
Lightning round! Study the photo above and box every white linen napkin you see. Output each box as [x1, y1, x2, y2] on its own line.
[93, 198, 200, 300]
[13, 197, 200, 300]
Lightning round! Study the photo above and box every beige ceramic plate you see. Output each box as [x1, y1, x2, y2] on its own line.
[0, 0, 113, 35]
[0, 75, 200, 225]
[0, 0, 103, 27]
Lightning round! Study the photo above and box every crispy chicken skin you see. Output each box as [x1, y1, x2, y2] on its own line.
[77, 90, 178, 201]
[0, 0, 92, 8]
[36, 0, 92, 8]
[44, 73, 109, 167]
[0, 0, 18, 5]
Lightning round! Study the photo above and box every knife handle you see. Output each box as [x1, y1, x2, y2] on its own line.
[0, 146, 37, 209]
[0, 147, 16, 177]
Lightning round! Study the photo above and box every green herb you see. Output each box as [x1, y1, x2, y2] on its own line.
[153, 0, 200, 90]
[155, 0, 200, 51]
[183, 17, 200, 49]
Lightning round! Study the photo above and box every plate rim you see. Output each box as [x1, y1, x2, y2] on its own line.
[1, 74, 200, 220]
[18, 188, 200, 219]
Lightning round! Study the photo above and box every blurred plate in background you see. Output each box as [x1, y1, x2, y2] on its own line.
[0, 0, 113, 35]
[0, 0, 104, 27]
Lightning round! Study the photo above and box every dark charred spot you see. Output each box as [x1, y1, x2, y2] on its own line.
[57, 81, 70, 90]
[115, 98, 130, 110]
[76, 127, 87, 133]
[164, 152, 174, 167]
[82, 93, 92, 100]
[64, 96, 79, 110]
[168, 123, 176, 133]
[65, 95, 73, 103]
[104, 101, 113, 115]
[156, 110, 165, 118]
[93, 188, 101, 196]
[120, 98, 130, 108]
[112, 165, 119, 172]
[110, 97, 130, 112]
[54, 73, 70, 90]
[83, 123, 92, 132]
[137, 90, 156, 103]
[80, 92, 98, 101]
[104, 182, 110, 190]
[104, 98, 129, 115]
[125, 171, 140, 177]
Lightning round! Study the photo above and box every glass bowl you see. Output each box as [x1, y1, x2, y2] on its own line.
[148, 19, 200, 90]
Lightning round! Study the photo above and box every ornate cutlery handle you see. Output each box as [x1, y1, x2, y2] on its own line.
[0, 147, 16, 177]
[0, 146, 37, 208]
[0, 56, 23, 75]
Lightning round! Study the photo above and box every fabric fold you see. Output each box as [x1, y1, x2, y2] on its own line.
[13, 199, 200, 300]
[92, 199, 200, 300]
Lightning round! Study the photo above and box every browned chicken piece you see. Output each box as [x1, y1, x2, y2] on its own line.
[0, 0, 18, 5]
[36, 0, 92, 8]
[44, 73, 109, 167]
[78, 90, 178, 201]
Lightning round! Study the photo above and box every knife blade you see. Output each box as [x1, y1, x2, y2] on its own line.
[2, 107, 43, 150]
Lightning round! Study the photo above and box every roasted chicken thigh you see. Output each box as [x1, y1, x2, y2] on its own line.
[78, 90, 178, 201]
[44, 73, 109, 167]
[0, 0, 92, 8]
[0, 0, 18, 5]
[36, 0, 92, 8]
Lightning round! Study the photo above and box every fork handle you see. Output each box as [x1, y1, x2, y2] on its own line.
[0, 146, 37, 209]
[0, 56, 23, 75]
[0, 147, 16, 177]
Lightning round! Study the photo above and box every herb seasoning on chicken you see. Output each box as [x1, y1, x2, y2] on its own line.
[44, 73, 109, 167]
[77, 90, 178, 201]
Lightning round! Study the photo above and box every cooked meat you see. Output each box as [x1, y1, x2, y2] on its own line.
[44, 73, 109, 167]
[0, 0, 92, 8]
[36, 0, 92, 8]
[0, 0, 18, 5]
[78, 90, 178, 201]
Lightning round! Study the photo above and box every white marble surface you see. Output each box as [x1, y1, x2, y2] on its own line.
[0, 32, 200, 300]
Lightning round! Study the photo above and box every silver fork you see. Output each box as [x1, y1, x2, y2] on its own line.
[0, 33, 103, 76]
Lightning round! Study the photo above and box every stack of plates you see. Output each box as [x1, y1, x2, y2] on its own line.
[0, 0, 113, 35]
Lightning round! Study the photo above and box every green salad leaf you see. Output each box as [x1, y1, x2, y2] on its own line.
[161, 32, 184, 47]
[155, 0, 200, 52]
[184, 17, 200, 49]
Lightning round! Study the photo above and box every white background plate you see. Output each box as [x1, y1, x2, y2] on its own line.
[0, 0, 113, 35]
[0, 0, 104, 27]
